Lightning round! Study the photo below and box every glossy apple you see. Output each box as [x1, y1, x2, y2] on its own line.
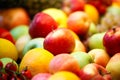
[71, 51, 93, 69]
[0, 27, 15, 44]
[10, 25, 29, 41]
[88, 32, 105, 50]
[48, 54, 80, 74]
[67, 11, 91, 39]
[62, 0, 85, 15]
[22, 38, 45, 57]
[44, 28, 75, 55]
[42, 8, 68, 28]
[88, 49, 110, 67]
[0, 8, 30, 30]
[106, 53, 120, 80]
[31, 73, 51, 80]
[29, 12, 58, 38]
[78, 63, 112, 80]
[103, 27, 120, 56]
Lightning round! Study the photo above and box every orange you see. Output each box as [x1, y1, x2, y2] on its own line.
[48, 71, 81, 80]
[84, 4, 99, 24]
[19, 48, 54, 76]
[0, 38, 18, 61]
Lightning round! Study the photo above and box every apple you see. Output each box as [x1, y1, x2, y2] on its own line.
[31, 73, 51, 80]
[22, 38, 45, 57]
[48, 54, 80, 74]
[0, 27, 15, 44]
[71, 51, 93, 69]
[62, 0, 85, 15]
[72, 39, 86, 52]
[106, 53, 120, 80]
[29, 12, 58, 38]
[103, 27, 120, 56]
[0, 7, 30, 30]
[88, 32, 105, 50]
[44, 28, 75, 55]
[15, 34, 31, 59]
[67, 11, 91, 39]
[88, 49, 110, 67]
[78, 63, 112, 80]
[10, 25, 29, 41]
[42, 8, 68, 28]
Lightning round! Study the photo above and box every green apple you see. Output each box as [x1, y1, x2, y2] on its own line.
[71, 51, 93, 69]
[0, 57, 18, 68]
[88, 32, 105, 50]
[107, 6, 120, 15]
[106, 53, 120, 80]
[10, 25, 29, 41]
[22, 38, 45, 57]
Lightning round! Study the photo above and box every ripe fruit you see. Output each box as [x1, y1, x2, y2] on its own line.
[44, 28, 75, 55]
[103, 27, 120, 56]
[49, 54, 80, 74]
[21, 67, 32, 79]
[67, 11, 91, 38]
[10, 25, 29, 41]
[0, 60, 3, 70]
[48, 71, 81, 80]
[78, 63, 112, 80]
[0, 8, 30, 30]
[29, 12, 58, 38]
[19, 48, 54, 76]
[88, 49, 110, 67]
[42, 8, 68, 28]
[0, 38, 18, 61]
[106, 53, 120, 80]
[0, 27, 15, 44]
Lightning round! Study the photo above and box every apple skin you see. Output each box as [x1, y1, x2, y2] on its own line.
[103, 27, 120, 56]
[106, 53, 120, 80]
[62, 0, 85, 15]
[0, 8, 30, 30]
[0, 27, 15, 44]
[10, 25, 29, 41]
[88, 49, 110, 67]
[29, 12, 58, 38]
[88, 32, 105, 50]
[67, 11, 91, 39]
[22, 38, 45, 57]
[78, 63, 112, 80]
[43, 28, 75, 55]
[71, 51, 93, 69]
[31, 73, 51, 80]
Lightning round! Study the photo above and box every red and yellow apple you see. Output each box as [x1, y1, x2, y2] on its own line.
[44, 28, 75, 55]
[67, 11, 91, 39]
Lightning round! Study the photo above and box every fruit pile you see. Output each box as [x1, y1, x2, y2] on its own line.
[1, 0, 120, 80]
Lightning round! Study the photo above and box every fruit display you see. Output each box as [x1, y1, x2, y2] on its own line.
[1, 0, 120, 80]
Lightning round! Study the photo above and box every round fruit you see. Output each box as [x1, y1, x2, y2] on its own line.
[19, 48, 54, 76]
[0, 38, 18, 61]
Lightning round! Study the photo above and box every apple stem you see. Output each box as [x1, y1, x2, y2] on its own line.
[112, 27, 116, 33]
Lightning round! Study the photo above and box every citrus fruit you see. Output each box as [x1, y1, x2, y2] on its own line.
[19, 48, 54, 76]
[42, 8, 68, 28]
[0, 38, 18, 61]
[84, 4, 99, 24]
[48, 71, 81, 80]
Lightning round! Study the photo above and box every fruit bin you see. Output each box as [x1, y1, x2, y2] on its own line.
[0, 0, 120, 80]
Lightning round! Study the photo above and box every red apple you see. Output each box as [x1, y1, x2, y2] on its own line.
[29, 12, 58, 38]
[0, 27, 15, 44]
[78, 63, 112, 80]
[62, 0, 85, 15]
[67, 11, 91, 39]
[103, 27, 120, 56]
[0, 8, 30, 30]
[44, 28, 75, 55]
